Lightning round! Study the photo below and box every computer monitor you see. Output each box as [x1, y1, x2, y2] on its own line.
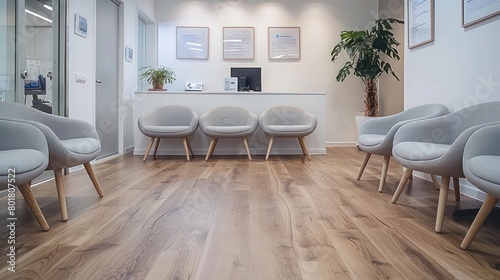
[230, 67, 261, 92]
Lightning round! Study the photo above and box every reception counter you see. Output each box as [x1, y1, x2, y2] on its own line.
[133, 91, 326, 157]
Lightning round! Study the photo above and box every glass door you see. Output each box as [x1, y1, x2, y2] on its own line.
[0, 0, 66, 115]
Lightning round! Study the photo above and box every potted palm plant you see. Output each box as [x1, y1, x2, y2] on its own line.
[139, 66, 176, 90]
[331, 18, 403, 117]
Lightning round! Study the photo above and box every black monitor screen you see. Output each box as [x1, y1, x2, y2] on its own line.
[230, 67, 261, 92]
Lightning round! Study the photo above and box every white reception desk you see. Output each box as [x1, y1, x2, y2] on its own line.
[133, 91, 326, 157]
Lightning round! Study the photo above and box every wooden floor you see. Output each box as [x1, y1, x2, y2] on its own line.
[1, 147, 500, 279]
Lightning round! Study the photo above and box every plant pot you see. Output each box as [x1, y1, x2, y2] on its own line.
[152, 79, 164, 90]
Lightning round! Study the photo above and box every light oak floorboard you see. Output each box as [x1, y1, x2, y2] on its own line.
[1, 148, 499, 280]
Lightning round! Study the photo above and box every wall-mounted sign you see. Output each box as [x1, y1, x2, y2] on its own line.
[176, 26, 209, 60]
[268, 27, 300, 60]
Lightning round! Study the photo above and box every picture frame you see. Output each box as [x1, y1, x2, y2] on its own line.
[462, 0, 500, 28]
[268, 27, 300, 60]
[125, 46, 133, 63]
[176, 26, 209, 60]
[223, 27, 255, 60]
[408, 0, 434, 49]
[74, 13, 88, 38]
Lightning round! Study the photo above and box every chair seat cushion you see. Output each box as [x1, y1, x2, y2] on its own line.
[468, 155, 500, 185]
[267, 125, 310, 133]
[206, 125, 252, 134]
[144, 125, 190, 134]
[358, 134, 386, 147]
[0, 149, 46, 176]
[394, 142, 451, 161]
[61, 138, 100, 155]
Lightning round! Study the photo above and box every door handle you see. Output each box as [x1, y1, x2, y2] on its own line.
[96, 80, 102, 84]
[20, 70, 28, 79]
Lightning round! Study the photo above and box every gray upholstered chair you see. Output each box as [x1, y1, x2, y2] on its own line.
[138, 105, 199, 162]
[259, 106, 317, 160]
[0, 102, 103, 222]
[391, 101, 500, 233]
[356, 104, 449, 192]
[460, 123, 500, 249]
[0, 119, 50, 231]
[199, 106, 258, 161]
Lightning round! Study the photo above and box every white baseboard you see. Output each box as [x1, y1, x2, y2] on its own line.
[325, 141, 357, 147]
[124, 146, 134, 154]
[134, 147, 327, 156]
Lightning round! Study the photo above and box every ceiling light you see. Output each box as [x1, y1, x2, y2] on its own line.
[25, 9, 53, 23]
[44, 5, 53, 11]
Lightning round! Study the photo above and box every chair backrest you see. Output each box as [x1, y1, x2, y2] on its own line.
[141, 105, 198, 126]
[200, 106, 257, 126]
[443, 101, 500, 141]
[259, 106, 316, 125]
[392, 104, 449, 122]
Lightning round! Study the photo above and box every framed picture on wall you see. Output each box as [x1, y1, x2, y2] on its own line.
[176, 26, 209, 60]
[268, 27, 300, 60]
[223, 27, 255, 60]
[462, 0, 500, 27]
[408, 0, 434, 49]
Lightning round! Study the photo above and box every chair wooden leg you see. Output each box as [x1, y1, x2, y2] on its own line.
[182, 137, 191, 161]
[186, 137, 194, 157]
[18, 183, 49, 231]
[243, 137, 252, 161]
[453, 177, 461, 201]
[206, 138, 217, 161]
[461, 195, 499, 249]
[431, 174, 440, 190]
[357, 153, 371, 180]
[265, 136, 274, 161]
[143, 137, 155, 162]
[153, 138, 162, 159]
[54, 168, 68, 222]
[435, 176, 450, 233]
[378, 156, 390, 193]
[391, 168, 413, 203]
[84, 162, 104, 197]
[298, 137, 311, 161]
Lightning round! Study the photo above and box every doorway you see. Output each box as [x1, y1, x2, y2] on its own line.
[95, 0, 120, 159]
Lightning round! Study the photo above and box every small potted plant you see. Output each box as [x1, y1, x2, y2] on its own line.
[139, 66, 176, 90]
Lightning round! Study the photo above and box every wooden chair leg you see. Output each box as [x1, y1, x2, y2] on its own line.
[453, 177, 460, 201]
[265, 136, 274, 161]
[378, 156, 391, 193]
[461, 195, 499, 249]
[84, 162, 104, 197]
[431, 174, 440, 190]
[391, 168, 413, 203]
[206, 138, 217, 161]
[186, 137, 195, 157]
[153, 138, 162, 159]
[54, 168, 68, 222]
[435, 176, 450, 233]
[143, 137, 155, 162]
[182, 137, 191, 161]
[357, 153, 371, 180]
[18, 183, 49, 231]
[243, 137, 252, 161]
[298, 137, 311, 161]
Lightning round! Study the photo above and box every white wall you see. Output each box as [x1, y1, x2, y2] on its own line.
[68, 0, 155, 152]
[154, 0, 379, 146]
[404, 1, 500, 201]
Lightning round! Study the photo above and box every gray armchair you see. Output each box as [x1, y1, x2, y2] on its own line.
[357, 104, 448, 192]
[259, 106, 317, 160]
[460, 123, 500, 249]
[199, 106, 258, 161]
[0, 102, 103, 222]
[391, 101, 500, 233]
[138, 105, 199, 162]
[0, 119, 49, 231]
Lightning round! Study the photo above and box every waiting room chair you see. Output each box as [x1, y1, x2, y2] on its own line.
[138, 105, 199, 162]
[356, 104, 448, 192]
[390, 101, 500, 233]
[0, 102, 104, 222]
[0, 119, 50, 231]
[259, 106, 317, 160]
[199, 106, 258, 161]
[460, 123, 500, 249]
